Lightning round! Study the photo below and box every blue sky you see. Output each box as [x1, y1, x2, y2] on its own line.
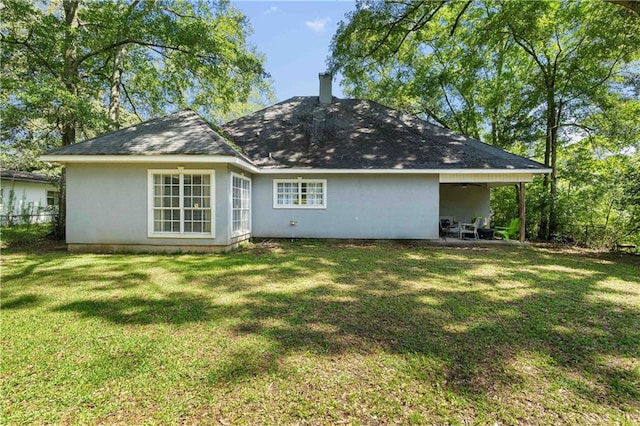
[232, 1, 356, 102]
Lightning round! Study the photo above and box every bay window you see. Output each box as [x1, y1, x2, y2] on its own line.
[148, 170, 214, 237]
[231, 173, 251, 235]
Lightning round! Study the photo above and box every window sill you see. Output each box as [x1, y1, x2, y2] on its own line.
[148, 233, 215, 239]
[231, 230, 251, 239]
[273, 205, 327, 209]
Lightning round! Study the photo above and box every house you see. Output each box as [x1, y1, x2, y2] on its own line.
[42, 74, 550, 252]
[0, 170, 59, 225]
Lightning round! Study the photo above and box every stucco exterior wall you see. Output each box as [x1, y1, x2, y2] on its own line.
[439, 183, 491, 226]
[66, 163, 235, 248]
[1, 180, 58, 224]
[251, 174, 440, 239]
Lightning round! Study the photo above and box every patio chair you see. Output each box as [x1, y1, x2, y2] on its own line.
[495, 218, 520, 241]
[459, 217, 483, 240]
[439, 216, 458, 239]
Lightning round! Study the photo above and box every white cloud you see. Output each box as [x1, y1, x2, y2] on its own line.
[264, 6, 278, 15]
[305, 17, 331, 34]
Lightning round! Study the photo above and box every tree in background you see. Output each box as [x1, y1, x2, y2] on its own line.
[330, 0, 640, 244]
[1, 0, 272, 238]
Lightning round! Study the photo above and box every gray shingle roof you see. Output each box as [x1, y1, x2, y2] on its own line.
[1, 170, 52, 184]
[46, 110, 245, 158]
[221, 97, 547, 170]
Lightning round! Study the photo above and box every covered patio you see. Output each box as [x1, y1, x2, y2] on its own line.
[439, 172, 537, 243]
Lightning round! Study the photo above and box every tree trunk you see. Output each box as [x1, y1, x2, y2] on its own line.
[108, 44, 125, 129]
[490, 108, 498, 146]
[538, 87, 557, 241]
[519, 182, 526, 243]
[537, 132, 552, 240]
[55, 0, 80, 240]
[548, 104, 560, 240]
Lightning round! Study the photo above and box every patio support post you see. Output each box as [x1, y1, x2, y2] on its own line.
[519, 182, 526, 243]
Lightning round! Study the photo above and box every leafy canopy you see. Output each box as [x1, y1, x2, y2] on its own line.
[1, 0, 273, 170]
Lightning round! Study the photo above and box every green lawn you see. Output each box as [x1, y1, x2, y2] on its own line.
[2, 234, 639, 424]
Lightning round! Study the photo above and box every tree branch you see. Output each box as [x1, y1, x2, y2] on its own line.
[121, 83, 143, 123]
[76, 37, 200, 67]
[449, 0, 472, 37]
[606, 0, 640, 15]
[363, 0, 447, 59]
[418, 105, 451, 129]
[440, 82, 465, 133]
[505, 23, 549, 80]
[1, 35, 59, 78]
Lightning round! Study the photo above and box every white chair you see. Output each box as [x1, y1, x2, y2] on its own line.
[459, 217, 484, 240]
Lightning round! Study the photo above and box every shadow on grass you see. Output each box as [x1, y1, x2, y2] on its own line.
[54, 292, 213, 325]
[2, 294, 45, 309]
[3, 241, 639, 411]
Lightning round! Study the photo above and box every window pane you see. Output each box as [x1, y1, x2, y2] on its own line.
[276, 180, 324, 207]
[232, 176, 250, 233]
[277, 182, 297, 194]
[153, 208, 181, 233]
[151, 172, 212, 235]
[306, 194, 323, 205]
[277, 194, 295, 205]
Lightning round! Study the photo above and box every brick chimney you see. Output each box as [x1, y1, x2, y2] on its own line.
[319, 73, 332, 105]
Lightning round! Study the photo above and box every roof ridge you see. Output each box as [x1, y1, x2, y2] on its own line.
[188, 112, 257, 165]
[223, 96, 321, 126]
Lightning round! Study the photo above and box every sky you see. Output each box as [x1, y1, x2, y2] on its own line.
[232, 1, 356, 102]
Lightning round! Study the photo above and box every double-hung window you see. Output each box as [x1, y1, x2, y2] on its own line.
[47, 191, 60, 207]
[231, 173, 251, 236]
[273, 179, 326, 208]
[148, 170, 214, 237]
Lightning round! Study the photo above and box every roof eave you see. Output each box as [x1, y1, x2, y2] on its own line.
[256, 167, 552, 175]
[39, 154, 551, 177]
[1, 177, 53, 184]
[40, 154, 260, 174]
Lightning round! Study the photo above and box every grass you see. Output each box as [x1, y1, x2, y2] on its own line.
[0, 223, 54, 247]
[2, 232, 639, 424]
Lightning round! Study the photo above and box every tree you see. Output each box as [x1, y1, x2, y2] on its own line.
[607, 0, 640, 15]
[1, 0, 272, 238]
[330, 0, 640, 241]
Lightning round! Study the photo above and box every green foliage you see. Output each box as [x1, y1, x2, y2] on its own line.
[491, 150, 640, 247]
[0, 223, 53, 246]
[1, 0, 272, 170]
[331, 0, 640, 245]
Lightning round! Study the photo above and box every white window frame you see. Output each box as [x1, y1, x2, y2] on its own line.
[273, 178, 327, 209]
[147, 169, 215, 238]
[47, 190, 60, 207]
[230, 172, 251, 237]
